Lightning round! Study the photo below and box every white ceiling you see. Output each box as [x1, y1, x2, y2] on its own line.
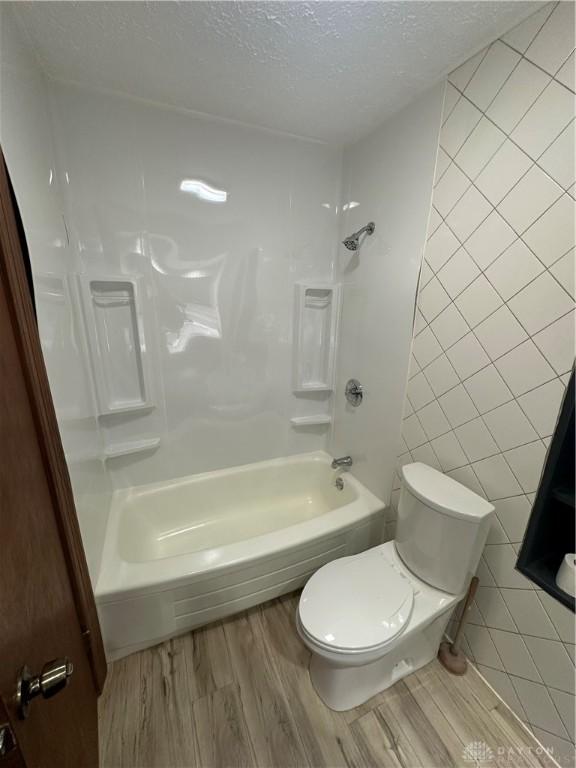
[13, 1, 542, 144]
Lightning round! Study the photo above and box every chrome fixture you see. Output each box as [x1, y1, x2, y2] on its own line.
[345, 378, 363, 406]
[332, 456, 353, 469]
[342, 222, 375, 251]
[16, 658, 73, 719]
[335, 477, 345, 491]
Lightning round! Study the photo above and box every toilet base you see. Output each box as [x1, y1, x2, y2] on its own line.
[308, 612, 450, 711]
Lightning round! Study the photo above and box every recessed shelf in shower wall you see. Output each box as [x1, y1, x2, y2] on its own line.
[292, 283, 340, 393]
[104, 437, 161, 460]
[290, 415, 332, 427]
[78, 275, 154, 417]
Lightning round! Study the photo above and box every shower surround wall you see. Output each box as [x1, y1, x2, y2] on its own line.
[0, 6, 112, 582]
[46, 82, 342, 490]
[331, 85, 444, 504]
[394, 5, 575, 761]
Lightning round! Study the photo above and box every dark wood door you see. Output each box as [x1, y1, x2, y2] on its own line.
[0, 150, 106, 766]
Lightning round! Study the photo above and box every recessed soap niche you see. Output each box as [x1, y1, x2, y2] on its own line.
[78, 275, 154, 417]
[293, 283, 340, 394]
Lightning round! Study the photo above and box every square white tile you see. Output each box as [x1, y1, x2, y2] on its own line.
[486, 58, 551, 134]
[522, 194, 575, 267]
[440, 96, 483, 157]
[464, 364, 513, 413]
[427, 206, 443, 239]
[550, 249, 575, 300]
[455, 417, 499, 462]
[501, 589, 560, 640]
[430, 303, 470, 350]
[510, 677, 569, 739]
[419, 277, 451, 322]
[517, 378, 565, 437]
[403, 413, 428, 450]
[474, 305, 529, 361]
[489, 629, 542, 682]
[523, 636, 576, 695]
[431, 431, 468, 472]
[407, 371, 435, 411]
[423, 355, 460, 397]
[455, 117, 507, 180]
[454, 274, 503, 327]
[438, 384, 479, 428]
[482, 400, 538, 451]
[434, 147, 452, 184]
[464, 209, 517, 270]
[414, 308, 427, 336]
[425, 221, 462, 272]
[485, 239, 544, 301]
[464, 41, 520, 111]
[549, 689, 575, 743]
[525, 0, 576, 77]
[512, 79, 574, 161]
[537, 591, 575, 644]
[475, 140, 532, 206]
[494, 496, 531, 543]
[446, 331, 490, 379]
[417, 400, 451, 440]
[532, 312, 575, 375]
[502, 4, 555, 54]
[539, 121, 576, 191]
[491, 342, 552, 402]
[436, 247, 480, 299]
[449, 48, 488, 92]
[498, 164, 563, 234]
[445, 185, 492, 242]
[508, 271, 574, 335]
[472, 454, 522, 500]
[484, 543, 533, 589]
[555, 51, 575, 93]
[434, 163, 471, 217]
[475, 587, 517, 631]
[410, 443, 442, 472]
[504, 440, 547, 493]
[464, 624, 505, 670]
[412, 326, 443, 368]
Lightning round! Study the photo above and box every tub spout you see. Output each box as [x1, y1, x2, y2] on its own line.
[331, 456, 353, 469]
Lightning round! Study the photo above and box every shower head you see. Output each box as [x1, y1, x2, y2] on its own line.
[342, 222, 375, 251]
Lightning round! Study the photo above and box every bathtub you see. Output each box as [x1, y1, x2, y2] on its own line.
[95, 451, 385, 660]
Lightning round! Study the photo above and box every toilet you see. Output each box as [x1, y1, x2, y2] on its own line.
[297, 462, 494, 711]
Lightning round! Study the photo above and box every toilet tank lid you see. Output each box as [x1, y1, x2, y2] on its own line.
[401, 463, 494, 521]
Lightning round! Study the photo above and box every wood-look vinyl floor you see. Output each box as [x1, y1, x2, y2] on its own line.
[99, 592, 556, 768]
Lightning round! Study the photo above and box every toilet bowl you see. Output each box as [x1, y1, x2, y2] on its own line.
[297, 462, 494, 711]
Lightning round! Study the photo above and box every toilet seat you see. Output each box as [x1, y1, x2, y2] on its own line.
[299, 550, 414, 653]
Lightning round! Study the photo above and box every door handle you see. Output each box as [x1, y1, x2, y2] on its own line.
[16, 658, 73, 719]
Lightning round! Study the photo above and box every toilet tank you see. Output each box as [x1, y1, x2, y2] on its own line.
[396, 463, 494, 596]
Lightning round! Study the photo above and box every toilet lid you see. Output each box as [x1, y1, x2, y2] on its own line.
[299, 552, 414, 651]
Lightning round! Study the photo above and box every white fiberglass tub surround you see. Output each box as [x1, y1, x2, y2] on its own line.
[96, 452, 385, 660]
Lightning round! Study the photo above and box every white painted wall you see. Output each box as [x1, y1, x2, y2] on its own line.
[48, 82, 342, 489]
[330, 85, 445, 504]
[0, 6, 112, 583]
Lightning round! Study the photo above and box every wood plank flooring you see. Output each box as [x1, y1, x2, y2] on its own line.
[99, 592, 557, 768]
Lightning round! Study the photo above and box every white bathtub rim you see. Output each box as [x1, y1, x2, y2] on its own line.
[95, 451, 385, 603]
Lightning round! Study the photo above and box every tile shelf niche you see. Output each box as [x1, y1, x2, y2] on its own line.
[517, 369, 575, 612]
[78, 275, 154, 417]
[292, 282, 340, 393]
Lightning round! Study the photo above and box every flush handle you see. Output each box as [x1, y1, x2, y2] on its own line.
[16, 658, 73, 719]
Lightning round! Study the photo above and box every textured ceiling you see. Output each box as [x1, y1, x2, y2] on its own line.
[13, 1, 542, 144]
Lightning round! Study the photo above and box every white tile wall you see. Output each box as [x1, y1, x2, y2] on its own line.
[395, 5, 575, 760]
